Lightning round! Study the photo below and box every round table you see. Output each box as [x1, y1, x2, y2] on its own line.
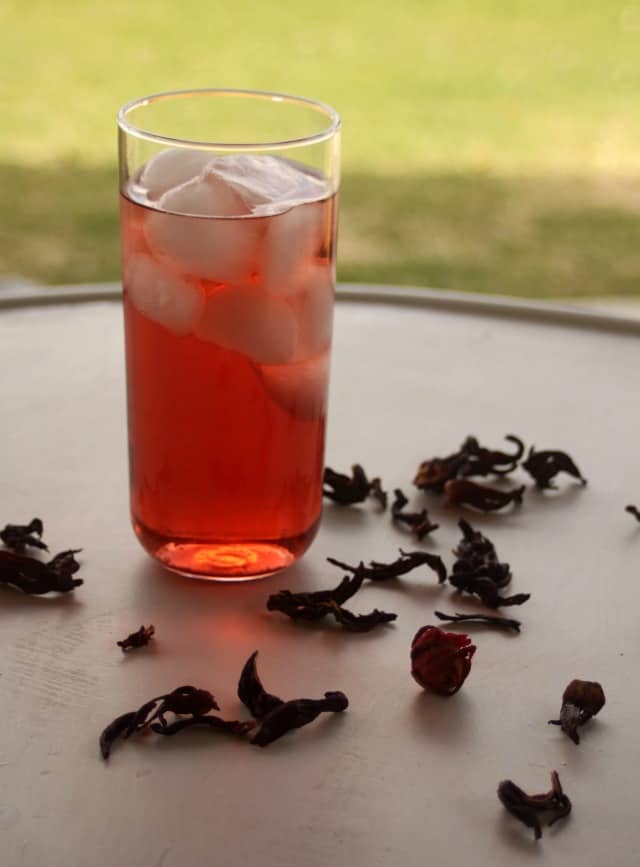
[1, 283, 639, 867]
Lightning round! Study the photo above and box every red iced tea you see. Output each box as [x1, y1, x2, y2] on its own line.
[120, 152, 336, 579]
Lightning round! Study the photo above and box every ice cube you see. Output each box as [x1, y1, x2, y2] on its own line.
[124, 253, 203, 335]
[140, 148, 213, 200]
[143, 154, 329, 287]
[290, 263, 334, 359]
[195, 285, 297, 365]
[144, 175, 262, 284]
[208, 155, 328, 215]
[160, 170, 252, 218]
[260, 350, 330, 421]
[121, 210, 150, 260]
[261, 201, 325, 294]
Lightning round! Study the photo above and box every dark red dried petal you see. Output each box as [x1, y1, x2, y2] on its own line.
[410, 625, 476, 696]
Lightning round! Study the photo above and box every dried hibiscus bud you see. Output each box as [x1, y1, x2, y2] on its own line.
[323, 464, 387, 507]
[117, 624, 155, 652]
[626, 505, 640, 522]
[391, 489, 439, 539]
[498, 770, 571, 840]
[445, 479, 525, 512]
[548, 679, 605, 745]
[410, 625, 476, 696]
[522, 447, 586, 489]
[0, 518, 47, 552]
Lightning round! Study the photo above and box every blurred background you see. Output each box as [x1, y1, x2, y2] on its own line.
[1, 0, 639, 302]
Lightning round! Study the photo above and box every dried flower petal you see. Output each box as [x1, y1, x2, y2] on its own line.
[391, 489, 439, 539]
[369, 477, 388, 510]
[251, 692, 349, 747]
[434, 610, 521, 633]
[448, 572, 530, 609]
[238, 650, 285, 719]
[329, 604, 397, 631]
[266, 570, 396, 632]
[159, 686, 219, 718]
[452, 519, 512, 588]
[457, 435, 525, 478]
[99, 711, 139, 760]
[0, 518, 47, 552]
[237, 651, 348, 747]
[626, 505, 640, 522]
[522, 447, 586, 490]
[445, 479, 525, 512]
[327, 549, 446, 584]
[0, 548, 83, 594]
[410, 625, 476, 696]
[323, 465, 386, 507]
[150, 717, 255, 737]
[99, 686, 228, 760]
[498, 771, 571, 840]
[117, 624, 155, 652]
[414, 434, 524, 493]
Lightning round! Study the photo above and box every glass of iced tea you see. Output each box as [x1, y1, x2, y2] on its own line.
[117, 89, 340, 580]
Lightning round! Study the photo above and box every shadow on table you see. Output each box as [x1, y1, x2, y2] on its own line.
[2, 159, 640, 300]
[408, 689, 475, 746]
[0, 582, 84, 615]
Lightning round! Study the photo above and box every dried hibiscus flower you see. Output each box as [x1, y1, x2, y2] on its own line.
[522, 447, 586, 490]
[444, 479, 525, 512]
[548, 679, 605, 745]
[457, 435, 524, 478]
[391, 489, 439, 539]
[449, 572, 529, 609]
[117, 624, 155, 652]
[369, 477, 388, 510]
[410, 625, 476, 696]
[238, 651, 348, 747]
[327, 548, 446, 584]
[498, 771, 571, 840]
[449, 521, 528, 608]
[323, 465, 387, 508]
[0, 548, 83, 594]
[100, 685, 252, 760]
[266, 570, 397, 632]
[0, 518, 47, 552]
[452, 519, 511, 588]
[413, 434, 524, 493]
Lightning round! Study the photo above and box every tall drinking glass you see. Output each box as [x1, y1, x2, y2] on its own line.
[117, 89, 340, 580]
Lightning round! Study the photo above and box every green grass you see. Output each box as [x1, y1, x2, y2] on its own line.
[1, 0, 640, 296]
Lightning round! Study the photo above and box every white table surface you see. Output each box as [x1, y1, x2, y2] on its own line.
[1, 284, 639, 867]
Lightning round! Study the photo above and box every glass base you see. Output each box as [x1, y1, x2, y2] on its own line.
[157, 542, 294, 580]
[133, 515, 319, 581]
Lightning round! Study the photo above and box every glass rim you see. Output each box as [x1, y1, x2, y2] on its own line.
[117, 88, 341, 151]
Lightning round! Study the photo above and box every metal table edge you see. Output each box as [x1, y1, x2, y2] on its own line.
[1, 281, 639, 336]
